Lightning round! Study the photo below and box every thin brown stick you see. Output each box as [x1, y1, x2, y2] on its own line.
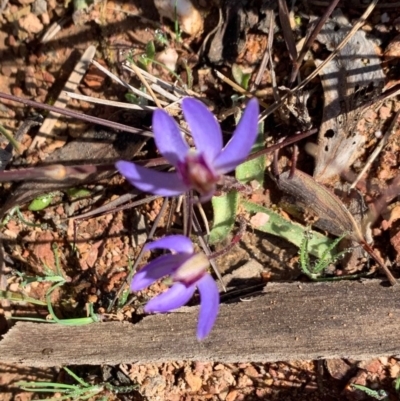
[128, 62, 163, 109]
[0, 92, 153, 138]
[30, 46, 96, 149]
[259, 0, 379, 123]
[290, 0, 340, 84]
[278, 0, 298, 66]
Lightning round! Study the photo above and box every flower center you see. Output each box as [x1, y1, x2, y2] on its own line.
[173, 252, 210, 285]
[177, 153, 220, 195]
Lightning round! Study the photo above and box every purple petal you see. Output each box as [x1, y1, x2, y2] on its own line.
[213, 98, 259, 174]
[130, 254, 190, 291]
[116, 161, 188, 196]
[152, 109, 189, 165]
[144, 282, 196, 313]
[181, 98, 223, 162]
[196, 274, 219, 340]
[145, 235, 194, 254]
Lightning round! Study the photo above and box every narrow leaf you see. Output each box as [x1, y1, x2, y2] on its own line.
[209, 191, 239, 244]
[242, 200, 336, 259]
[236, 123, 265, 185]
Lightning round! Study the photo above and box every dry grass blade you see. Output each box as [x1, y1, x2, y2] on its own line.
[30, 45, 96, 150]
[278, 0, 298, 68]
[64, 92, 157, 111]
[289, 0, 340, 84]
[214, 71, 270, 109]
[71, 194, 161, 221]
[0, 127, 147, 219]
[266, 10, 280, 102]
[259, 0, 379, 123]
[123, 65, 187, 99]
[0, 92, 153, 138]
[294, 0, 379, 92]
[127, 62, 163, 109]
[91, 59, 168, 106]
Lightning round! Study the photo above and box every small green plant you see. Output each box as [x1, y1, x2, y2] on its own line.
[231, 64, 251, 90]
[28, 193, 56, 211]
[138, 40, 156, 69]
[154, 29, 169, 46]
[16, 366, 137, 401]
[299, 230, 349, 280]
[173, 0, 182, 42]
[1, 206, 43, 228]
[394, 376, 400, 391]
[351, 383, 388, 400]
[10, 243, 101, 325]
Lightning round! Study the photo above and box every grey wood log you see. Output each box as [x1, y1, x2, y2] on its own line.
[0, 279, 399, 367]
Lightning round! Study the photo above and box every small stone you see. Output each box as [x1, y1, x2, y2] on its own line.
[40, 12, 50, 25]
[381, 12, 390, 23]
[244, 365, 259, 377]
[11, 86, 23, 97]
[155, 48, 179, 72]
[226, 390, 238, 401]
[379, 356, 389, 365]
[184, 371, 202, 392]
[32, 0, 47, 15]
[1, 65, 17, 77]
[390, 363, 400, 378]
[19, 13, 44, 34]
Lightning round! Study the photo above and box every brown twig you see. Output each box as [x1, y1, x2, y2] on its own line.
[289, 0, 340, 85]
[259, 0, 379, 123]
[0, 92, 153, 138]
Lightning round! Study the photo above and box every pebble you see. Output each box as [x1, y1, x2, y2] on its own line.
[19, 13, 43, 34]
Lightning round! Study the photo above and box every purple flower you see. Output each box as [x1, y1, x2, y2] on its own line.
[131, 235, 219, 340]
[116, 97, 259, 200]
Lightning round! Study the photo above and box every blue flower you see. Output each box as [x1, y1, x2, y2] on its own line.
[131, 235, 219, 340]
[116, 97, 259, 200]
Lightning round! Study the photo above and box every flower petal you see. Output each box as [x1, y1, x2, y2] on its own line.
[145, 235, 194, 254]
[144, 282, 196, 313]
[116, 161, 188, 196]
[131, 254, 190, 291]
[182, 98, 223, 161]
[196, 273, 220, 340]
[152, 109, 190, 165]
[213, 98, 259, 173]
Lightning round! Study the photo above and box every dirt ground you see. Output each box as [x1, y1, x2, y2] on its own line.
[1, 0, 400, 400]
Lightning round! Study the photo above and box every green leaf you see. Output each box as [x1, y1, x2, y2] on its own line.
[242, 200, 336, 259]
[28, 194, 54, 211]
[145, 40, 156, 61]
[0, 124, 20, 153]
[0, 290, 47, 306]
[231, 64, 251, 89]
[125, 93, 139, 104]
[236, 123, 265, 185]
[209, 191, 239, 244]
[232, 64, 243, 87]
[241, 73, 251, 90]
[65, 187, 91, 198]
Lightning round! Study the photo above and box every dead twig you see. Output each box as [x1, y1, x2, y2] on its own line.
[0, 92, 153, 138]
[30, 46, 96, 150]
[289, 0, 341, 84]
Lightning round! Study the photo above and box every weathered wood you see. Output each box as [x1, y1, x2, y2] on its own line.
[1, 279, 399, 367]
